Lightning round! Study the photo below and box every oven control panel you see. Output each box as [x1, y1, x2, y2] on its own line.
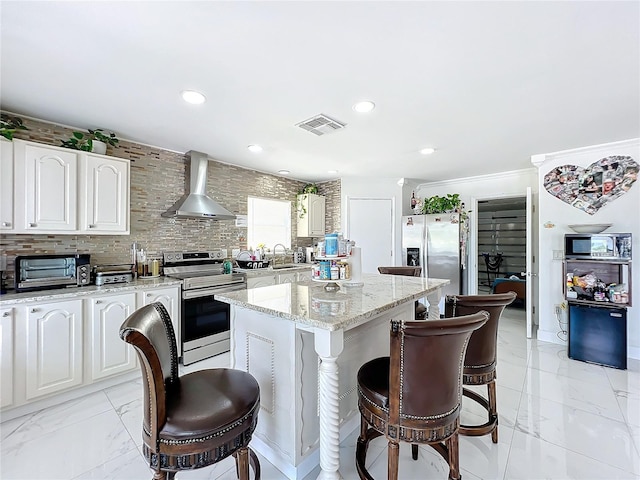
[164, 250, 225, 264]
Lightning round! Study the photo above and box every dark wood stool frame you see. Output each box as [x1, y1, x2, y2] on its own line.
[444, 292, 517, 443]
[356, 312, 488, 480]
[120, 302, 261, 480]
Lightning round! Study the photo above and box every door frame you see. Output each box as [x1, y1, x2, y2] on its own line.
[468, 190, 536, 337]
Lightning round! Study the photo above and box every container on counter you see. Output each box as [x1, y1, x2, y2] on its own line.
[325, 233, 338, 257]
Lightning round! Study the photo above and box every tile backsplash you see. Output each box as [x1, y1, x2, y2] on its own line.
[0, 113, 341, 280]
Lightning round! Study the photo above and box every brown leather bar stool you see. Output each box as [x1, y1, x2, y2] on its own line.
[444, 292, 516, 443]
[377, 266, 427, 319]
[356, 312, 488, 480]
[120, 303, 261, 480]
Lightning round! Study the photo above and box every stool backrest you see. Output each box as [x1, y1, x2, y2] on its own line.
[444, 293, 516, 369]
[120, 302, 179, 446]
[378, 266, 422, 277]
[388, 312, 488, 427]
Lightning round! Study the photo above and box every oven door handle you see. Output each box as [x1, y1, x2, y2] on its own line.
[182, 283, 246, 299]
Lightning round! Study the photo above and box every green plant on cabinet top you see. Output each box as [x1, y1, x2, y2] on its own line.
[297, 184, 319, 218]
[60, 128, 119, 151]
[0, 114, 28, 140]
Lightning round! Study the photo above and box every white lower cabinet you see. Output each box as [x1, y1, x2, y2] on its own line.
[247, 274, 277, 289]
[139, 286, 181, 355]
[88, 292, 137, 381]
[277, 272, 298, 284]
[25, 299, 83, 400]
[1, 307, 14, 408]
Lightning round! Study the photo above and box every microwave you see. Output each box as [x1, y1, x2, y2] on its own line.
[564, 233, 632, 260]
[15, 254, 91, 292]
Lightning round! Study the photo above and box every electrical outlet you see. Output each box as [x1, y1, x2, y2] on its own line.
[554, 304, 562, 315]
[232, 248, 240, 258]
[553, 250, 564, 260]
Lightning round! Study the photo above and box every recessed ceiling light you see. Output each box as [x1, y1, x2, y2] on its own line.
[248, 145, 263, 153]
[420, 147, 436, 155]
[278, 170, 290, 175]
[353, 101, 375, 113]
[181, 90, 206, 104]
[328, 170, 338, 174]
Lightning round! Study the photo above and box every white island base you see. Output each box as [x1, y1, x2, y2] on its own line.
[230, 301, 412, 480]
[221, 274, 448, 479]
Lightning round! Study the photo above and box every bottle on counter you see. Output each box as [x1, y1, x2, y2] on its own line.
[411, 191, 417, 209]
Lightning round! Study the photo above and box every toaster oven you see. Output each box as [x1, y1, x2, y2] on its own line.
[15, 254, 91, 292]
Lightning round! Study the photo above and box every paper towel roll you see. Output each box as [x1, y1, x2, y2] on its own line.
[348, 247, 363, 284]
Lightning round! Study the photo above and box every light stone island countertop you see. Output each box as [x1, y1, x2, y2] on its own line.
[234, 263, 312, 277]
[0, 276, 183, 306]
[217, 273, 450, 331]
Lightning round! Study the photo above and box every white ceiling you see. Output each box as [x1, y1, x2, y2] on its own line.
[1, 1, 638, 183]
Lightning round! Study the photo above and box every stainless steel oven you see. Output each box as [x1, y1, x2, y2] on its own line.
[163, 251, 246, 365]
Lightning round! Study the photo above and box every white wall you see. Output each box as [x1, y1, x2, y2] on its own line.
[532, 138, 640, 359]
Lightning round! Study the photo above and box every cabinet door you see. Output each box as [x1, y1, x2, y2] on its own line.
[88, 293, 137, 380]
[277, 272, 297, 284]
[0, 139, 14, 231]
[308, 195, 326, 236]
[25, 299, 83, 400]
[140, 286, 181, 354]
[16, 141, 79, 232]
[247, 275, 277, 289]
[1, 307, 14, 408]
[81, 154, 130, 234]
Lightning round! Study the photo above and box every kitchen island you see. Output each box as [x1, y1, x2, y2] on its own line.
[216, 273, 449, 480]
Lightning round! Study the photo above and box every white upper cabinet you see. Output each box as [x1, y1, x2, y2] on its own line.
[297, 193, 325, 237]
[80, 154, 130, 233]
[14, 140, 79, 232]
[12, 140, 130, 234]
[0, 139, 14, 231]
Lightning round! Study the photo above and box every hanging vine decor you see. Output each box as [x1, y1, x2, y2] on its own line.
[543, 155, 638, 215]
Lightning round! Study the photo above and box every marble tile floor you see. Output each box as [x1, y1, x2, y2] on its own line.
[1, 307, 639, 480]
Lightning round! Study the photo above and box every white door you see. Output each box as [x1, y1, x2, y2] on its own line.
[346, 198, 393, 273]
[0, 139, 14, 231]
[139, 286, 181, 354]
[1, 307, 14, 408]
[523, 187, 535, 338]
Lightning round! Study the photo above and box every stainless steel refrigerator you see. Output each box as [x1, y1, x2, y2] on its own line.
[401, 214, 461, 298]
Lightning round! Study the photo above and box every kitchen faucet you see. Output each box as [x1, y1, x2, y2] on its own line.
[272, 244, 287, 266]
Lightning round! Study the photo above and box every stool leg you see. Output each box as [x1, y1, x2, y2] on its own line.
[488, 380, 498, 444]
[411, 444, 419, 460]
[388, 440, 399, 480]
[235, 447, 250, 480]
[446, 434, 461, 480]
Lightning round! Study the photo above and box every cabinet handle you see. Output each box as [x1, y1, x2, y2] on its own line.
[2, 222, 11, 227]
[29, 223, 37, 227]
[89, 224, 96, 228]
[31, 308, 39, 313]
[147, 293, 152, 297]
[2, 311, 10, 317]
[95, 300, 102, 304]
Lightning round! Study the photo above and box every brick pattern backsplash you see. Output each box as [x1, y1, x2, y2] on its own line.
[0, 113, 341, 279]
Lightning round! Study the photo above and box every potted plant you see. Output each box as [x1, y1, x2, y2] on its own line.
[297, 183, 319, 218]
[421, 193, 461, 214]
[60, 128, 119, 154]
[0, 114, 28, 140]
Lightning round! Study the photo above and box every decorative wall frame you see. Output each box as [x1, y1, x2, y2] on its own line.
[543, 155, 638, 215]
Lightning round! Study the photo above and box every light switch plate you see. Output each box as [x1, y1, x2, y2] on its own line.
[232, 248, 240, 258]
[553, 250, 564, 260]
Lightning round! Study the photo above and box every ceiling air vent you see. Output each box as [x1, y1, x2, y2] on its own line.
[296, 114, 346, 136]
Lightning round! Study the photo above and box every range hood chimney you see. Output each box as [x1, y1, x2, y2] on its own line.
[161, 151, 236, 220]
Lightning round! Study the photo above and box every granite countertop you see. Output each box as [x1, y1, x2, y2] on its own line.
[234, 264, 312, 277]
[217, 273, 449, 331]
[0, 276, 183, 306]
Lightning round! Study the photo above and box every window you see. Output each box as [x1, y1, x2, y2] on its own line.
[247, 196, 291, 251]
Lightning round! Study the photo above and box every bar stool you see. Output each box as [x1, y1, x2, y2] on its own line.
[356, 312, 488, 480]
[120, 302, 261, 479]
[444, 292, 516, 443]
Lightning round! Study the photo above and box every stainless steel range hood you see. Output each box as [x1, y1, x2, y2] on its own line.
[161, 151, 236, 220]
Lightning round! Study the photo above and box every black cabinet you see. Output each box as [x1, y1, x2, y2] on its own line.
[568, 303, 627, 369]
